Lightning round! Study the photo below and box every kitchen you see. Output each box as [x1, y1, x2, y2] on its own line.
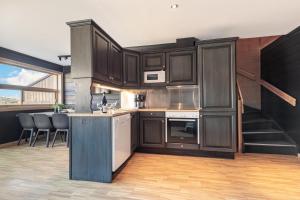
[67, 19, 236, 183]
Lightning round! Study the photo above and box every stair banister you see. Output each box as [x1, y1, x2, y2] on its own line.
[260, 79, 296, 107]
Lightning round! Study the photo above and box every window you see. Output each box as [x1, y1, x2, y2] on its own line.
[0, 62, 62, 108]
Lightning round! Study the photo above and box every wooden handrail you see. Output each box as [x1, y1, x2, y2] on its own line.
[237, 80, 244, 153]
[237, 68, 256, 81]
[260, 79, 296, 107]
[237, 80, 244, 113]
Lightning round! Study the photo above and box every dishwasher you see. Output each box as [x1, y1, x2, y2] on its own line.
[112, 114, 131, 172]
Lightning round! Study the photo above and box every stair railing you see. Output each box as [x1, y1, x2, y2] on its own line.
[237, 80, 244, 153]
[260, 79, 296, 107]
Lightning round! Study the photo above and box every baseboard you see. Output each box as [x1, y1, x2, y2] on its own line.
[0, 140, 18, 148]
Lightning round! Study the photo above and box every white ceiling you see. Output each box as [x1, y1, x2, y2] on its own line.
[1, 0, 300, 65]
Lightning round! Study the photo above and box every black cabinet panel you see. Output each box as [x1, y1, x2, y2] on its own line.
[140, 117, 165, 148]
[93, 29, 110, 82]
[142, 53, 165, 71]
[123, 51, 140, 87]
[131, 112, 139, 152]
[166, 50, 197, 85]
[71, 117, 112, 183]
[200, 112, 236, 152]
[109, 43, 122, 85]
[198, 42, 236, 111]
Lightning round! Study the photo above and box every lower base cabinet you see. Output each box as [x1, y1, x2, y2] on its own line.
[131, 112, 139, 152]
[199, 112, 236, 152]
[140, 115, 165, 148]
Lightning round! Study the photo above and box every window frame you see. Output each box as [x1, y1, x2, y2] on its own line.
[0, 57, 63, 111]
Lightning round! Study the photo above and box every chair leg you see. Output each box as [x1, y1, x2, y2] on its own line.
[17, 130, 25, 145]
[59, 130, 64, 142]
[29, 129, 34, 146]
[46, 130, 50, 148]
[32, 130, 40, 147]
[51, 130, 58, 148]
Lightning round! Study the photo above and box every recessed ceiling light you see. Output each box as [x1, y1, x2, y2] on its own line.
[171, 4, 179, 9]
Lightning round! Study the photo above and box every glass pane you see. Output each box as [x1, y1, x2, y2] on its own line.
[0, 63, 49, 86]
[31, 74, 57, 89]
[0, 89, 21, 105]
[22, 91, 56, 105]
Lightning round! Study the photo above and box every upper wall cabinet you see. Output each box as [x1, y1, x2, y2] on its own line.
[68, 20, 123, 87]
[123, 50, 140, 87]
[93, 28, 110, 82]
[198, 41, 236, 112]
[166, 50, 197, 85]
[109, 43, 123, 85]
[142, 53, 165, 71]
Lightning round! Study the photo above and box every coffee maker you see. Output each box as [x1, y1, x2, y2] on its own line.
[135, 94, 146, 108]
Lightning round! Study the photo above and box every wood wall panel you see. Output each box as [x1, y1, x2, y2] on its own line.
[236, 36, 280, 109]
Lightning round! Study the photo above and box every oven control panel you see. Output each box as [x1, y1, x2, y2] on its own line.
[166, 111, 199, 118]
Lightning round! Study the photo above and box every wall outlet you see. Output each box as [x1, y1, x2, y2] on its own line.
[298, 153, 300, 158]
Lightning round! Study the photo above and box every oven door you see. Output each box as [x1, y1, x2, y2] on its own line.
[167, 118, 198, 144]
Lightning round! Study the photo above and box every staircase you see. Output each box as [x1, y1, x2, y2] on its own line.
[243, 106, 297, 155]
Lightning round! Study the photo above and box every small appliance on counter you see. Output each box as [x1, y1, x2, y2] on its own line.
[135, 94, 146, 108]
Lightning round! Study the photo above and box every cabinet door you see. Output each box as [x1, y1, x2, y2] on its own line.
[200, 112, 236, 152]
[123, 51, 140, 87]
[131, 112, 139, 152]
[142, 53, 165, 71]
[198, 42, 236, 111]
[166, 50, 197, 85]
[140, 117, 165, 148]
[109, 43, 122, 85]
[93, 29, 110, 82]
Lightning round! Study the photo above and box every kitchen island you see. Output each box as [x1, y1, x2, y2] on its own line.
[69, 110, 134, 183]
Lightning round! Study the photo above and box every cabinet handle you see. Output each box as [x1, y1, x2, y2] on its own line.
[162, 120, 165, 123]
[199, 114, 202, 117]
[162, 65, 166, 71]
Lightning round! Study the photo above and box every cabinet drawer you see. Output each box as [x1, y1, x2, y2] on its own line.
[140, 112, 165, 118]
[166, 143, 199, 150]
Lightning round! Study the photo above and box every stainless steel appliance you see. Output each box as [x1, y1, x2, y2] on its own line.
[166, 111, 199, 144]
[144, 70, 165, 84]
[135, 94, 146, 108]
[112, 114, 131, 172]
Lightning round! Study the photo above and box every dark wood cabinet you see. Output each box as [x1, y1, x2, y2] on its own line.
[123, 50, 140, 87]
[93, 28, 110, 82]
[166, 50, 197, 85]
[109, 43, 122, 85]
[140, 114, 165, 148]
[200, 112, 236, 152]
[142, 53, 165, 71]
[131, 112, 139, 152]
[198, 42, 236, 111]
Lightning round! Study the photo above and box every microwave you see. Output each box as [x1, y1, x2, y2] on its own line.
[144, 70, 165, 84]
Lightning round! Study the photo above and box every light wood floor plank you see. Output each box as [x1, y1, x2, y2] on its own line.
[0, 142, 299, 200]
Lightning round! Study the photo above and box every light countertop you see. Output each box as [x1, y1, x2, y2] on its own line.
[69, 108, 200, 117]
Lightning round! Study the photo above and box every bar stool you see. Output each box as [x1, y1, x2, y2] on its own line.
[17, 113, 36, 146]
[51, 113, 69, 147]
[32, 114, 53, 147]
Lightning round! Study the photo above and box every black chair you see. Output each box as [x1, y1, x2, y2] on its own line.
[17, 113, 36, 146]
[32, 114, 53, 147]
[51, 113, 69, 147]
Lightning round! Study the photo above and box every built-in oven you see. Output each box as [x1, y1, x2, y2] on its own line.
[166, 111, 199, 144]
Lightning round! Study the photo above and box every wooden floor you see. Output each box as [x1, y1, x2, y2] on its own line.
[0, 142, 300, 200]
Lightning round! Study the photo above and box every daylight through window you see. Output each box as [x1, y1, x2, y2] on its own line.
[0, 63, 61, 106]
